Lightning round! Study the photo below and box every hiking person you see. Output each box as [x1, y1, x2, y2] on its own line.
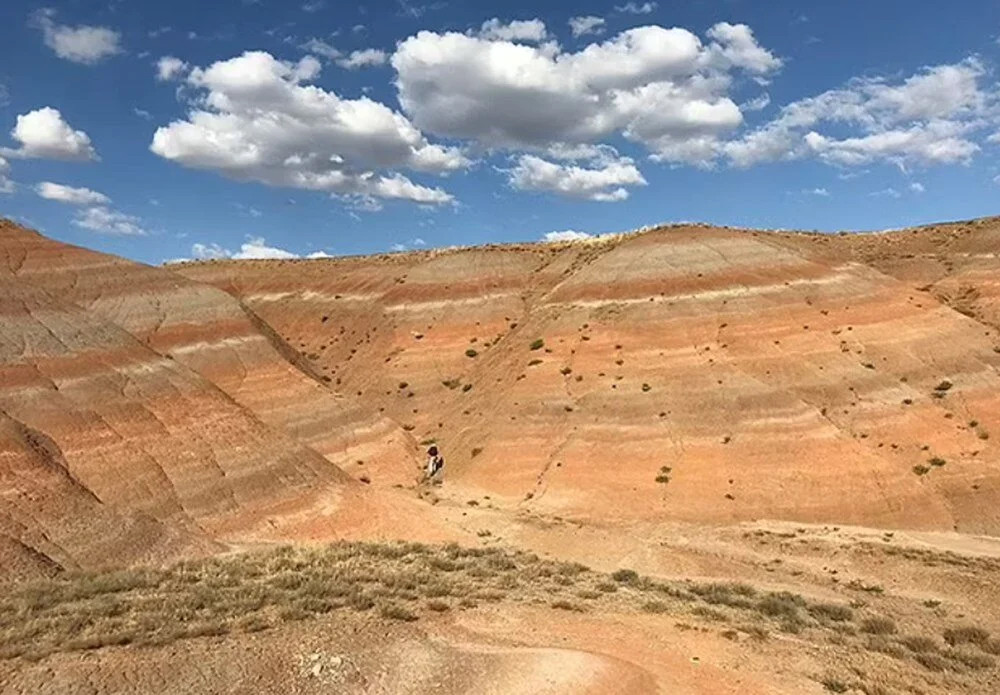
[426, 445, 439, 478]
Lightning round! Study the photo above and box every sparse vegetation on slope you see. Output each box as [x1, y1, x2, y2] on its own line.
[5, 539, 973, 675]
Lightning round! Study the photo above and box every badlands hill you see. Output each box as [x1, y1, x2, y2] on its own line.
[2, 216, 1000, 695]
[178, 216, 1000, 532]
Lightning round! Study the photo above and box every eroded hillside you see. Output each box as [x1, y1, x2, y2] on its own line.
[0, 221, 442, 578]
[177, 217, 1000, 533]
[4, 217, 1000, 695]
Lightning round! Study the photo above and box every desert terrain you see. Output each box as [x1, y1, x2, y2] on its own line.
[2, 216, 1000, 694]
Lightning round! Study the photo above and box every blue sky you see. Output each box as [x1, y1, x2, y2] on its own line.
[1, 0, 998, 264]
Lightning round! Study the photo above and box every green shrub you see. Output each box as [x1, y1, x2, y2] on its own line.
[529, 338, 545, 351]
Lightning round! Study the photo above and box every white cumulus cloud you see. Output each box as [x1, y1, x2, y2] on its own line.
[509, 149, 646, 201]
[36, 181, 110, 205]
[393, 23, 780, 166]
[300, 38, 341, 60]
[724, 58, 990, 169]
[543, 230, 593, 242]
[337, 48, 388, 69]
[150, 51, 467, 206]
[30, 9, 122, 65]
[156, 56, 189, 81]
[569, 16, 605, 38]
[73, 206, 147, 235]
[477, 18, 549, 42]
[182, 236, 312, 261]
[3, 107, 97, 161]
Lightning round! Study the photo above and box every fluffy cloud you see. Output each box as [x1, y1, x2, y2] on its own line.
[543, 230, 592, 242]
[150, 51, 467, 205]
[156, 56, 189, 81]
[909, 182, 925, 193]
[724, 59, 990, 169]
[803, 187, 829, 197]
[569, 16, 606, 38]
[393, 23, 779, 165]
[705, 23, 782, 76]
[337, 48, 388, 69]
[35, 181, 110, 205]
[184, 236, 311, 261]
[72, 206, 147, 235]
[477, 18, 549, 42]
[300, 38, 341, 60]
[3, 107, 97, 161]
[30, 9, 122, 65]
[509, 148, 646, 201]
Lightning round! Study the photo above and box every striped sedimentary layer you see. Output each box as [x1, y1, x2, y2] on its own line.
[180, 218, 1000, 534]
[0, 221, 412, 576]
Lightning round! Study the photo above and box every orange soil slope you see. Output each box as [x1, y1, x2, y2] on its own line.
[0, 221, 418, 576]
[178, 217, 1000, 534]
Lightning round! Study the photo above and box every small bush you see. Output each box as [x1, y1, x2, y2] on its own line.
[529, 339, 545, 351]
[860, 617, 897, 635]
[914, 652, 949, 671]
[611, 569, 640, 585]
[943, 625, 991, 647]
[471, 447, 483, 458]
[928, 457, 946, 467]
[641, 383, 651, 392]
[944, 647, 995, 669]
[866, 635, 905, 658]
[551, 599, 583, 612]
[809, 603, 853, 623]
[692, 606, 726, 622]
[380, 604, 418, 621]
[899, 634, 938, 653]
[934, 380, 953, 392]
[426, 600, 450, 612]
[560, 367, 572, 375]
[821, 675, 851, 693]
[465, 349, 478, 358]
[756, 592, 805, 620]
[642, 600, 668, 614]
[912, 464, 930, 475]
